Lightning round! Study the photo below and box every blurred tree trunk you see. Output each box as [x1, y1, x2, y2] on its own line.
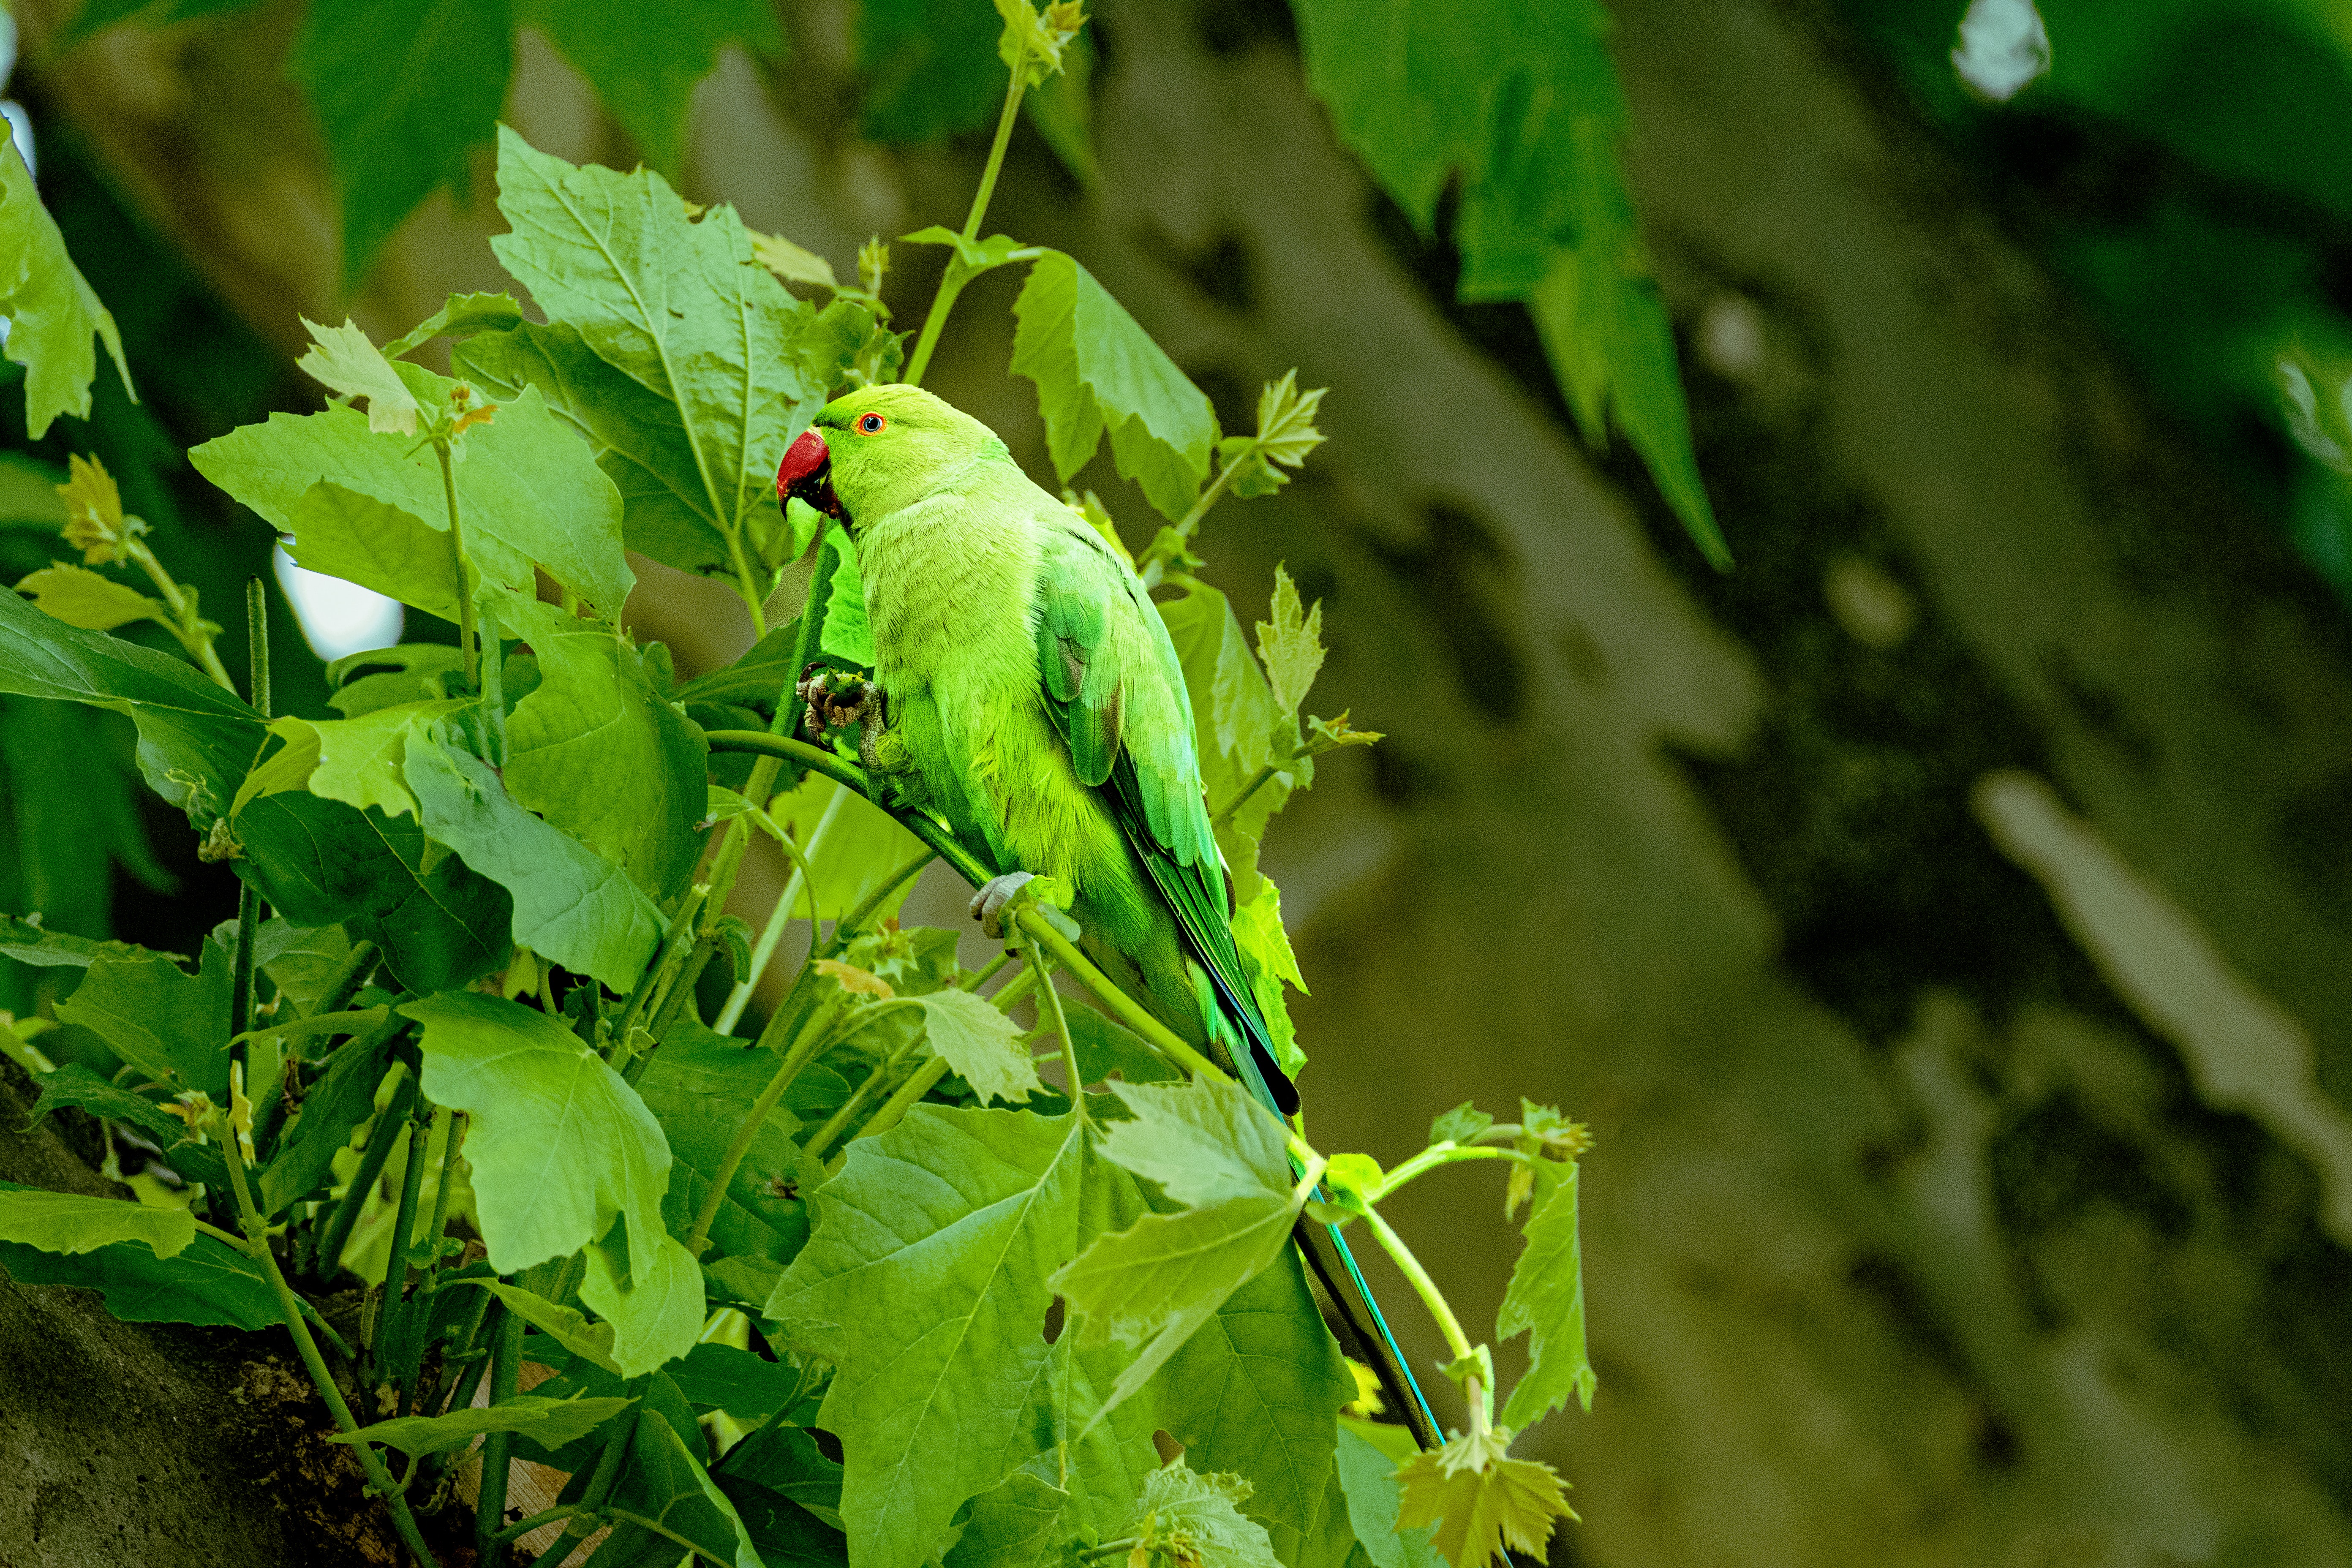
[11, 0, 2352, 1565]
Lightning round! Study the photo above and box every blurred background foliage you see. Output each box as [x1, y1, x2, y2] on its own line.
[9, 0, 2352, 1562]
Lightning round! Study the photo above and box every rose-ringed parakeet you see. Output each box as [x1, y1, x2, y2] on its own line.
[777, 383, 1438, 1442]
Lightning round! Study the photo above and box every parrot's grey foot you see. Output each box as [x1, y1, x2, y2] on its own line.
[970, 873, 1035, 940]
[797, 665, 882, 741]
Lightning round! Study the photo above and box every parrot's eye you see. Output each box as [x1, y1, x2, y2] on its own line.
[856, 412, 887, 435]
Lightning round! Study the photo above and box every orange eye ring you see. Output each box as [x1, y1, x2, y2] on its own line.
[855, 412, 887, 435]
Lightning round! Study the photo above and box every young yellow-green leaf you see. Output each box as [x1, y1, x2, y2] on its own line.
[232, 701, 466, 822]
[326, 644, 466, 718]
[455, 1278, 623, 1373]
[0, 140, 136, 438]
[1121, 1462, 1282, 1568]
[1428, 1102, 1494, 1148]
[296, 316, 420, 434]
[518, 0, 781, 181]
[768, 1105, 1152, 1568]
[994, 0, 1084, 86]
[606, 1406, 767, 1568]
[487, 128, 828, 576]
[1494, 1161, 1594, 1429]
[282, 480, 462, 621]
[1011, 249, 1218, 523]
[329, 1393, 636, 1459]
[1255, 565, 1326, 722]
[57, 452, 131, 565]
[1097, 1072, 1288, 1209]
[404, 989, 672, 1277]
[29, 1062, 227, 1189]
[580, 1229, 703, 1377]
[0, 1186, 196, 1257]
[1334, 1422, 1444, 1568]
[500, 596, 708, 904]
[403, 728, 664, 988]
[381, 290, 528, 360]
[917, 990, 1042, 1106]
[289, 0, 513, 286]
[1393, 1432, 1575, 1568]
[14, 563, 170, 634]
[54, 941, 234, 1100]
[1221, 372, 1328, 501]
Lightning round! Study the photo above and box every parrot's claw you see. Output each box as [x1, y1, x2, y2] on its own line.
[797, 665, 882, 740]
[970, 873, 1036, 940]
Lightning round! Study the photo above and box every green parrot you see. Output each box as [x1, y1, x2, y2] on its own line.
[778, 384, 1438, 1443]
[777, 383, 1297, 1115]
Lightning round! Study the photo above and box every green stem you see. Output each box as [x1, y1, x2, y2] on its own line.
[490, 1504, 590, 1547]
[803, 1053, 901, 1163]
[901, 43, 1031, 387]
[1210, 761, 1283, 828]
[716, 789, 837, 1035]
[193, 1216, 252, 1249]
[642, 934, 717, 1045]
[370, 1105, 433, 1361]
[219, 1106, 438, 1567]
[418, 1109, 464, 1277]
[477, 1300, 525, 1560]
[434, 439, 479, 691]
[1027, 944, 1086, 1124]
[1359, 1203, 1488, 1435]
[700, 731, 1236, 1092]
[1141, 442, 1255, 589]
[725, 525, 768, 638]
[1364, 1143, 1534, 1205]
[683, 989, 850, 1255]
[855, 1056, 951, 1146]
[612, 885, 709, 1055]
[310, 940, 383, 1020]
[310, 1062, 418, 1283]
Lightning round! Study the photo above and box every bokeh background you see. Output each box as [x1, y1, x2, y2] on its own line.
[6, 0, 2352, 1563]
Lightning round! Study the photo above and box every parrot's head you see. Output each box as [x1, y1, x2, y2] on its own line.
[776, 384, 1002, 531]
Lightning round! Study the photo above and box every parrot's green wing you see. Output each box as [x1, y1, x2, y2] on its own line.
[1031, 517, 1298, 1114]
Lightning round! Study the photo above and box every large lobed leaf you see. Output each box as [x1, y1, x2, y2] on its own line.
[1494, 1162, 1595, 1428]
[0, 1182, 276, 1329]
[404, 991, 672, 1279]
[1011, 249, 1219, 523]
[52, 939, 234, 1101]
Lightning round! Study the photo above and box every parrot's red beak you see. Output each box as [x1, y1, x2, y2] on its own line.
[777, 428, 845, 521]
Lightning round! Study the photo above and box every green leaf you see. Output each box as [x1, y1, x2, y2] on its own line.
[0, 915, 152, 970]
[635, 1020, 835, 1264]
[0, 1183, 275, 1329]
[0, 578, 260, 821]
[917, 990, 1041, 1106]
[233, 700, 468, 822]
[520, 0, 782, 179]
[1392, 1432, 1575, 1568]
[326, 643, 466, 717]
[1232, 878, 1306, 1075]
[28, 1062, 230, 1189]
[283, 481, 462, 620]
[402, 727, 664, 988]
[945, 1473, 1070, 1568]
[1333, 1422, 1443, 1568]
[716, 1419, 847, 1524]
[1255, 565, 1325, 722]
[259, 1024, 397, 1213]
[330, 1393, 637, 1458]
[769, 1105, 1151, 1568]
[404, 990, 672, 1276]
[250, 920, 356, 1012]
[1494, 1162, 1593, 1428]
[1428, 1102, 1494, 1148]
[296, 316, 421, 434]
[1150, 1241, 1359, 1566]
[1292, 0, 1725, 566]
[486, 128, 829, 577]
[289, 0, 515, 286]
[0, 1184, 195, 1256]
[500, 596, 708, 904]
[1122, 1462, 1283, 1568]
[1060, 1006, 1180, 1088]
[1157, 579, 1290, 846]
[455, 1278, 623, 1373]
[821, 524, 875, 664]
[670, 1342, 802, 1421]
[580, 1229, 704, 1377]
[1052, 1074, 1305, 1418]
[233, 793, 511, 995]
[901, 226, 1039, 277]
[381, 290, 529, 359]
[0, 139, 136, 438]
[54, 941, 234, 1100]
[14, 564, 171, 634]
[605, 1406, 766, 1568]
[1010, 250, 1220, 522]
[1222, 372, 1328, 501]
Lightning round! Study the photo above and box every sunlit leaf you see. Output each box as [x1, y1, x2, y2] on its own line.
[330, 1393, 636, 1458]
[1255, 565, 1325, 722]
[0, 1182, 273, 1329]
[917, 990, 1041, 1106]
[54, 939, 234, 1100]
[283, 482, 461, 621]
[1119, 1461, 1283, 1568]
[580, 1229, 703, 1377]
[0, 1184, 195, 1257]
[0, 140, 135, 438]
[1494, 1161, 1593, 1428]
[14, 563, 170, 634]
[1392, 1431, 1575, 1568]
[296, 316, 420, 434]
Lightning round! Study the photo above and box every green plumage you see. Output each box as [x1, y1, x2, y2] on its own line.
[806, 386, 1294, 1111]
